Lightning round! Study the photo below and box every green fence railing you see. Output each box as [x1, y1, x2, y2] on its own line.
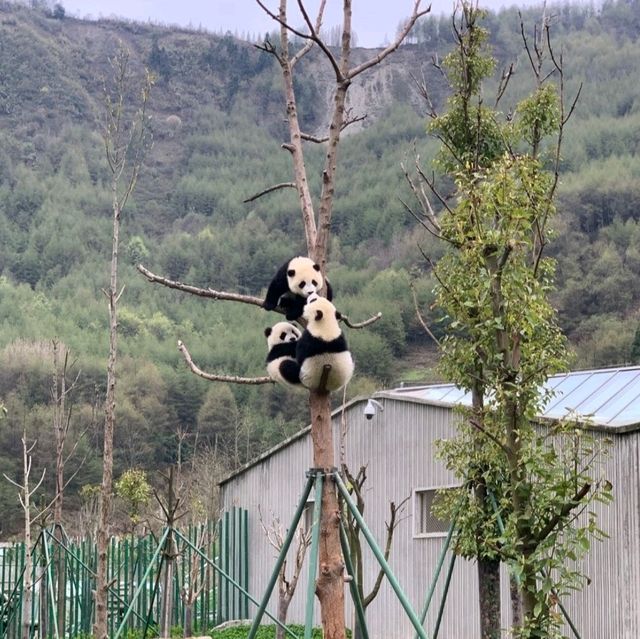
[0, 510, 248, 639]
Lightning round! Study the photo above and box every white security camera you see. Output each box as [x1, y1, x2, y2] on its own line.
[364, 399, 384, 420]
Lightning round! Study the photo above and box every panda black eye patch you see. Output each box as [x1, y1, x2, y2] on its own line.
[312, 279, 318, 286]
[299, 281, 306, 288]
[280, 332, 287, 340]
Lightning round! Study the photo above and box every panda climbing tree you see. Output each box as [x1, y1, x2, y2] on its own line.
[137, 1, 428, 637]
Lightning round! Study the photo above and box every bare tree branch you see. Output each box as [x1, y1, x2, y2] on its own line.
[178, 341, 273, 385]
[137, 264, 264, 307]
[243, 182, 296, 203]
[341, 312, 382, 329]
[495, 62, 514, 108]
[291, 0, 327, 68]
[409, 280, 440, 347]
[410, 69, 437, 118]
[301, 111, 367, 142]
[363, 494, 410, 607]
[348, 1, 431, 79]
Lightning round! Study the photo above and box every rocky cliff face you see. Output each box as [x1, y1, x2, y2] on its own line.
[0, 2, 441, 144]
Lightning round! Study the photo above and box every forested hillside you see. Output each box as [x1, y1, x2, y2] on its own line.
[1, 0, 639, 536]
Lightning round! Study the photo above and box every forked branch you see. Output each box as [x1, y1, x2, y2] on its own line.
[348, 1, 431, 80]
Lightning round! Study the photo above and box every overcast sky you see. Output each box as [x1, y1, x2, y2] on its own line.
[59, 0, 553, 47]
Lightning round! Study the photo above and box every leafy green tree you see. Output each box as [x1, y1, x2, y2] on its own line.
[410, 5, 611, 637]
[115, 468, 152, 531]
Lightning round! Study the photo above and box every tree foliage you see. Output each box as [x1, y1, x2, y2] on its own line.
[413, 5, 612, 637]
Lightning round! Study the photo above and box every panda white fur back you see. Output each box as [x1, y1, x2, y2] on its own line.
[265, 321, 302, 387]
[263, 256, 333, 321]
[296, 295, 354, 392]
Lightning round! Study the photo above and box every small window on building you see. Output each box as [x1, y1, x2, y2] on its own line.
[413, 488, 452, 538]
[302, 500, 315, 535]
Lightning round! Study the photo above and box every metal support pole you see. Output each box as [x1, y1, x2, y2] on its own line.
[339, 521, 369, 639]
[416, 513, 458, 638]
[304, 472, 323, 639]
[334, 472, 429, 639]
[431, 552, 456, 639]
[143, 553, 163, 639]
[42, 533, 60, 639]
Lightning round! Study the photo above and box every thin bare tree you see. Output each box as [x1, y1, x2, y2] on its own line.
[93, 44, 153, 639]
[259, 508, 312, 639]
[4, 433, 46, 639]
[341, 465, 409, 639]
[50, 339, 83, 638]
[179, 526, 208, 638]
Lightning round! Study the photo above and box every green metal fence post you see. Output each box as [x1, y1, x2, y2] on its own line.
[431, 551, 456, 639]
[415, 510, 459, 639]
[243, 508, 249, 619]
[334, 472, 429, 639]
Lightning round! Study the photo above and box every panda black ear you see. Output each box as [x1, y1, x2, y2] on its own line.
[287, 269, 295, 277]
[335, 310, 342, 320]
[264, 327, 272, 337]
[315, 310, 323, 321]
[313, 263, 320, 271]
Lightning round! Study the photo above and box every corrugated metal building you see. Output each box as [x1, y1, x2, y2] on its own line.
[219, 366, 640, 638]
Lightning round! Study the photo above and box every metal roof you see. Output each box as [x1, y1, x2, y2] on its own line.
[381, 366, 640, 432]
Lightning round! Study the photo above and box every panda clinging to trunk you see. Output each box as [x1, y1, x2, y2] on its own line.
[263, 256, 333, 321]
[295, 294, 354, 392]
[264, 321, 303, 388]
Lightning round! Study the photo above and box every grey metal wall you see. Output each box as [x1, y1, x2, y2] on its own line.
[220, 397, 640, 638]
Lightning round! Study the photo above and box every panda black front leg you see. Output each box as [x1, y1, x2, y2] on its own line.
[325, 279, 334, 302]
[263, 262, 290, 311]
[285, 296, 306, 321]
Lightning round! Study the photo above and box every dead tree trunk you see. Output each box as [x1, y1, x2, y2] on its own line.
[155, 466, 182, 639]
[94, 47, 152, 639]
[52, 341, 67, 638]
[259, 4, 429, 633]
[309, 390, 345, 637]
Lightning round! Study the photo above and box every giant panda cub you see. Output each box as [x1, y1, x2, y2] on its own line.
[263, 256, 333, 321]
[264, 321, 303, 388]
[296, 294, 354, 392]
